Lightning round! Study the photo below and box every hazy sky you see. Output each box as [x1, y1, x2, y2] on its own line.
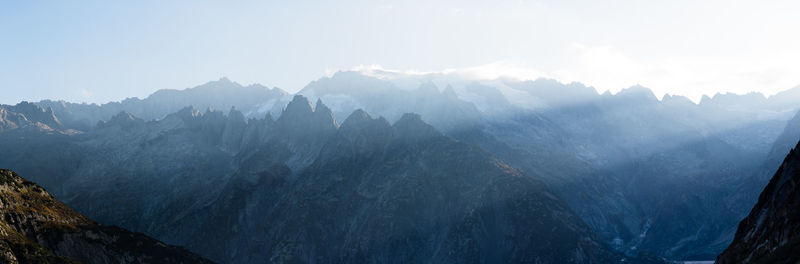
[2, 0, 799, 104]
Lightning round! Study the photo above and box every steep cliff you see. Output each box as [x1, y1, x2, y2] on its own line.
[716, 140, 800, 264]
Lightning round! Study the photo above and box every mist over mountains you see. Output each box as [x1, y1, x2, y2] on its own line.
[1, 72, 800, 263]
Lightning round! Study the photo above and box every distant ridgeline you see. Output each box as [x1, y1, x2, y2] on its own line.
[1, 72, 800, 262]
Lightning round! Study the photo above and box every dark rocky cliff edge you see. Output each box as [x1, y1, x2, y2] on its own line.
[0, 169, 213, 264]
[716, 140, 800, 264]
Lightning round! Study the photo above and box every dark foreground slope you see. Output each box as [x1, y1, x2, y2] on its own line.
[0, 169, 212, 264]
[716, 140, 800, 264]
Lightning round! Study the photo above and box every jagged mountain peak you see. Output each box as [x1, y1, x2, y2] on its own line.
[392, 113, 441, 139]
[8, 101, 63, 129]
[301, 71, 397, 96]
[700, 91, 768, 109]
[342, 109, 372, 125]
[227, 106, 246, 122]
[661, 94, 696, 106]
[193, 77, 239, 90]
[340, 109, 391, 133]
[442, 85, 458, 98]
[313, 98, 338, 128]
[111, 111, 139, 121]
[12, 101, 42, 112]
[203, 108, 224, 118]
[314, 98, 329, 112]
[221, 107, 248, 152]
[246, 83, 289, 95]
[264, 111, 275, 122]
[270, 95, 339, 148]
[170, 106, 201, 123]
[394, 112, 426, 125]
[97, 111, 145, 129]
[176, 106, 200, 117]
[276, 95, 338, 128]
[506, 78, 598, 107]
[281, 95, 314, 117]
[766, 85, 800, 112]
[769, 85, 800, 101]
[0, 107, 27, 132]
[616, 85, 657, 101]
[156, 106, 203, 130]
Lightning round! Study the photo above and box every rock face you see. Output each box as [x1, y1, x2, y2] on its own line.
[0, 107, 26, 132]
[4, 102, 63, 130]
[0, 103, 65, 133]
[716, 139, 800, 264]
[0, 169, 213, 264]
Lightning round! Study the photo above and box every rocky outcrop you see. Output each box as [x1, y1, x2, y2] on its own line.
[0, 103, 65, 133]
[716, 140, 800, 264]
[277, 95, 338, 134]
[0, 169, 213, 264]
[6, 102, 63, 129]
[221, 107, 247, 152]
[96, 111, 145, 130]
[0, 107, 26, 132]
[272, 95, 339, 171]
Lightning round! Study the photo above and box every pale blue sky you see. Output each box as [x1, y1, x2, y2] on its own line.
[2, 0, 799, 104]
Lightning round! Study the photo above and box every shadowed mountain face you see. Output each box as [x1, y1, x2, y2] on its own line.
[716, 140, 800, 264]
[189, 111, 626, 263]
[0, 169, 213, 264]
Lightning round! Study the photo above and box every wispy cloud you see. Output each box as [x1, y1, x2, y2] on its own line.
[351, 44, 800, 103]
[80, 89, 92, 98]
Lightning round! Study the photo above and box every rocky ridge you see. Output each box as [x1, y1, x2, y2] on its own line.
[0, 169, 213, 264]
[716, 139, 800, 264]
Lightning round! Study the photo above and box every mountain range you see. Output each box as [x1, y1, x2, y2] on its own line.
[2, 71, 800, 262]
